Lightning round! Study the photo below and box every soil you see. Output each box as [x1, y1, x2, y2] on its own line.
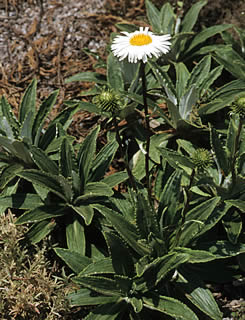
[0, 0, 245, 319]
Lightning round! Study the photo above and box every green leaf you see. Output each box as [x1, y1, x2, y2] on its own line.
[68, 288, 119, 306]
[157, 147, 195, 171]
[195, 201, 232, 240]
[178, 197, 221, 247]
[135, 191, 159, 239]
[83, 182, 113, 198]
[33, 90, 59, 145]
[12, 141, 33, 164]
[102, 171, 128, 188]
[17, 169, 68, 201]
[107, 52, 124, 91]
[130, 297, 143, 313]
[198, 240, 245, 258]
[71, 204, 94, 226]
[65, 71, 107, 84]
[54, 248, 91, 274]
[148, 60, 176, 100]
[89, 139, 118, 182]
[160, 2, 175, 34]
[198, 65, 223, 97]
[79, 258, 114, 276]
[0, 193, 43, 209]
[0, 163, 24, 190]
[175, 272, 222, 320]
[136, 253, 189, 292]
[187, 55, 211, 91]
[84, 301, 126, 320]
[19, 79, 37, 124]
[66, 218, 86, 255]
[222, 209, 242, 245]
[174, 247, 216, 263]
[73, 275, 122, 296]
[25, 219, 56, 244]
[105, 232, 135, 276]
[15, 205, 64, 225]
[186, 24, 232, 54]
[94, 204, 149, 256]
[115, 23, 138, 33]
[213, 46, 245, 81]
[226, 114, 239, 168]
[0, 136, 17, 154]
[143, 293, 199, 320]
[0, 96, 20, 138]
[76, 101, 101, 114]
[210, 125, 229, 176]
[78, 126, 100, 191]
[20, 108, 34, 142]
[175, 62, 190, 101]
[30, 145, 59, 174]
[198, 79, 245, 115]
[181, 0, 207, 33]
[145, 0, 161, 33]
[59, 138, 76, 178]
[225, 199, 245, 212]
[158, 170, 182, 226]
[0, 116, 15, 140]
[179, 85, 198, 121]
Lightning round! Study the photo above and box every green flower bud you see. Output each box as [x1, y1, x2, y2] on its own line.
[192, 148, 213, 171]
[230, 96, 245, 118]
[93, 88, 122, 115]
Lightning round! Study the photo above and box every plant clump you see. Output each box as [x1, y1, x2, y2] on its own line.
[0, 211, 77, 320]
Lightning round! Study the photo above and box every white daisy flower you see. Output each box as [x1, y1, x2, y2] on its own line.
[111, 27, 171, 64]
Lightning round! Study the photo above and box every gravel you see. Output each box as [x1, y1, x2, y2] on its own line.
[0, 0, 107, 85]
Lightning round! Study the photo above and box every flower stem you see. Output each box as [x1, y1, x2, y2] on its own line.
[173, 168, 196, 248]
[113, 117, 137, 192]
[140, 62, 152, 203]
[231, 117, 243, 184]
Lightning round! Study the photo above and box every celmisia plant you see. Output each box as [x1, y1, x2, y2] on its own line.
[111, 26, 171, 201]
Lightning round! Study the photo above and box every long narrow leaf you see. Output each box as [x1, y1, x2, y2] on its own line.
[73, 275, 122, 296]
[78, 126, 100, 190]
[33, 90, 59, 145]
[66, 218, 86, 254]
[0, 96, 20, 138]
[30, 145, 59, 174]
[19, 79, 37, 124]
[89, 139, 118, 182]
[17, 169, 68, 201]
[143, 293, 198, 320]
[136, 253, 189, 291]
[178, 197, 221, 247]
[54, 248, 91, 274]
[68, 288, 118, 306]
[181, 0, 207, 33]
[65, 71, 107, 84]
[145, 0, 161, 33]
[107, 53, 124, 91]
[94, 204, 149, 256]
[175, 272, 222, 320]
[26, 219, 56, 244]
[105, 232, 135, 276]
[186, 24, 232, 54]
[15, 205, 64, 225]
[0, 193, 43, 209]
[59, 138, 77, 178]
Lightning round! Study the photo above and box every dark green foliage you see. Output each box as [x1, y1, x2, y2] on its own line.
[1, 0, 245, 318]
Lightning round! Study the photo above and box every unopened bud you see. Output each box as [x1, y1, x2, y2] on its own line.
[192, 148, 213, 171]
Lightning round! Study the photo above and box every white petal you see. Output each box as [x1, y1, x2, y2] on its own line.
[111, 28, 171, 63]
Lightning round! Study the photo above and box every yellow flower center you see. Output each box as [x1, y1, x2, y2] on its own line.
[130, 34, 152, 46]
